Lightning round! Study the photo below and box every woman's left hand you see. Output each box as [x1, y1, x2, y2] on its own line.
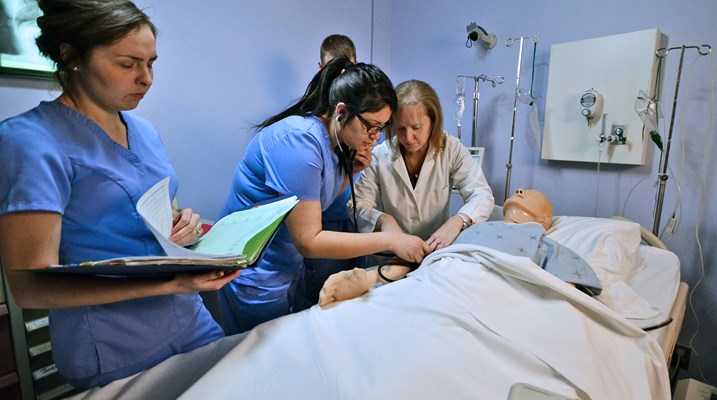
[426, 216, 464, 251]
[170, 208, 203, 246]
[352, 146, 372, 173]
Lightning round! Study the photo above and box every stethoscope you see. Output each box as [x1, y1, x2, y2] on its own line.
[333, 115, 359, 233]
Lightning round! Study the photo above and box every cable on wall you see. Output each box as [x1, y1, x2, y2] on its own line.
[687, 50, 716, 384]
[651, 44, 711, 236]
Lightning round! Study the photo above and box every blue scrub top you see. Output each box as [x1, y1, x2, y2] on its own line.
[217, 115, 344, 332]
[322, 186, 352, 221]
[0, 101, 223, 389]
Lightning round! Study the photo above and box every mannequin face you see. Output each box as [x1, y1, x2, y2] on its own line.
[503, 188, 552, 230]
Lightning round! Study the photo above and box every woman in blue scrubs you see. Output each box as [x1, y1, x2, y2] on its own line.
[0, 0, 240, 391]
[217, 58, 433, 334]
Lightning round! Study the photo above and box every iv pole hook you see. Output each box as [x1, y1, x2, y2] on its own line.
[503, 35, 540, 203]
[456, 74, 504, 148]
[651, 44, 711, 236]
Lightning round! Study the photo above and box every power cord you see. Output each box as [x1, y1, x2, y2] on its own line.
[686, 49, 716, 385]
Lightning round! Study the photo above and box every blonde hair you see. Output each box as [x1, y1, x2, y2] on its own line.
[384, 80, 445, 159]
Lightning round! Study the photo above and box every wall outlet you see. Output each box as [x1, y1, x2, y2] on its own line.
[674, 343, 691, 371]
[673, 378, 717, 400]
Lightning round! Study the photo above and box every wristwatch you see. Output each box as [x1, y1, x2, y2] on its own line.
[457, 214, 470, 230]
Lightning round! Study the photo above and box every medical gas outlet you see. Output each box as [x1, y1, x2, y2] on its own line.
[579, 89, 603, 127]
[607, 124, 627, 144]
[598, 124, 627, 145]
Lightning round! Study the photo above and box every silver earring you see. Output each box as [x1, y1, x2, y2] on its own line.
[72, 66, 79, 71]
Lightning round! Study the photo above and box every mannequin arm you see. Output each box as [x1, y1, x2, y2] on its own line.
[318, 263, 415, 307]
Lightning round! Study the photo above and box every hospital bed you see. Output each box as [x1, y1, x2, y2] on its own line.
[70, 214, 687, 400]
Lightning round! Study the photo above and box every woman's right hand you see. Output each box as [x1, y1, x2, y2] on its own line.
[377, 214, 403, 233]
[387, 232, 432, 263]
[174, 269, 241, 293]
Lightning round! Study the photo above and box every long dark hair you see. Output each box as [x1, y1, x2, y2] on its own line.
[35, 0, 157, 96]
[258, 56, 397, 129]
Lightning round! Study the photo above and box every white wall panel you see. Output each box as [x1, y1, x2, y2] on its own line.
[541, 29, 666, 165]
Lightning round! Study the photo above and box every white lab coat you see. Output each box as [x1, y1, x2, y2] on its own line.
[350, 134, 494, 240]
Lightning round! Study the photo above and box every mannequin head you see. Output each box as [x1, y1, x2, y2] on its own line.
[503, 188, 553, 230]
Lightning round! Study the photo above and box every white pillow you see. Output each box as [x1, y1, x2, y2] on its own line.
[546, 216, 667, 327]
[546, 216, 644, 281]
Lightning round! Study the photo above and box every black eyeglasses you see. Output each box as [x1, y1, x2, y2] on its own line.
[354, 113, 390, 135]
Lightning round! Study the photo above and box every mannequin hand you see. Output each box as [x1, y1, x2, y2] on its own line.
[319, 268, 374, 307]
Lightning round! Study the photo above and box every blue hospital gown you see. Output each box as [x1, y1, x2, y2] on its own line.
[0, 101, 223, 390]
[454, 221, 602, 296]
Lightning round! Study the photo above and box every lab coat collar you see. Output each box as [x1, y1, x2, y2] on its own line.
[392, 143, 436, 194]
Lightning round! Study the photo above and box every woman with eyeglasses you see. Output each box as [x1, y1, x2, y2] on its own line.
[216, 58, 432, 334]
[350, 80, 494, 262]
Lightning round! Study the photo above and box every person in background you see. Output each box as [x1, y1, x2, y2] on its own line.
[350, 79, 494, 264]
[0, 0, 239, 390]
[295, 34, 364, 311]
[319, 188, 602, 306]
[216, 57, 432, 334]
[318, 33, 356, 67]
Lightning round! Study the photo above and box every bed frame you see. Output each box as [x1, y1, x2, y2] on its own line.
[612, 216, 689, 365]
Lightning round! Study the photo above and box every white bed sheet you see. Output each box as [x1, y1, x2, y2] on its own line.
[176, 245, 670, 400]
[69, 215, 681, 400]
[631, 245, 681, 347]
[70, 244, 672, 400]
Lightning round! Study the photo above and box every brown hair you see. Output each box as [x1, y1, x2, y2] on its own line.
[35, 0, 157, 95]
[319, 34, 356, 67]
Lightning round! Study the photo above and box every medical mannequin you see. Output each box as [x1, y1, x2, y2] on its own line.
[502, 188, 552, 230]
[320, 188, 601, 306]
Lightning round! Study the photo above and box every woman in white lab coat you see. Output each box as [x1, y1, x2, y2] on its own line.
[351, 80, 494, 253]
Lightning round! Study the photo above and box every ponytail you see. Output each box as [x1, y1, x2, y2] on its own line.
[257, 56, 396, 130]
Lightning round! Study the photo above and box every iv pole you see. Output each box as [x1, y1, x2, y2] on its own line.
[504, 35, 540, 203]
[651, 44, 712, 236]
[456, 74, 504, 146]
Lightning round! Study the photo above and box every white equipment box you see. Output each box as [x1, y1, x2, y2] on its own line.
[673, 379, 717, 400]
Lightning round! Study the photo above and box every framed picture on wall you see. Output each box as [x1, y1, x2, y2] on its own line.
[0, 0, 55, 78]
